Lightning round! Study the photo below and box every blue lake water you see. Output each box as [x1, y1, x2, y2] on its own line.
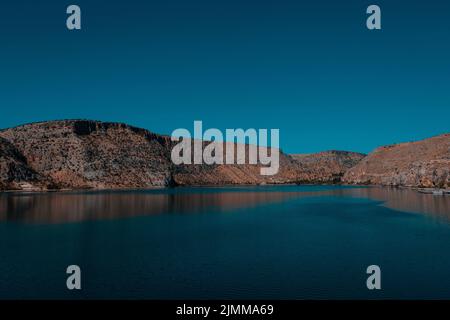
[0, 185, 449, 299]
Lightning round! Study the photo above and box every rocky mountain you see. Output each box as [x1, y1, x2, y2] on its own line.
[0, 120, 174, 190]
[290, 151, 366, 183]
[0, 120, 447, 191]
[343, 134, 450, 188]
[0, 120, 305, 190]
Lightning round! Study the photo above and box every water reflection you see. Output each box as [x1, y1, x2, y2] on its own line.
[0, 189, 302, 224]
[335, 187, 450, 221]
[0, 186, 448, 224]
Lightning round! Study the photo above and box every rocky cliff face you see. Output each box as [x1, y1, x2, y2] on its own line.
[1, 120, 447, 191]
[0, 137, 49, 191]
[343, 134, 450, 188]
[172, 148, 301, 186]
[0, 120, 304, 190]
[290, 151, 366, 183]
[0, 120, 174, 189]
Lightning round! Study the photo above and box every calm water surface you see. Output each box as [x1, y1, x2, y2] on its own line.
[0, 185, 449, 299]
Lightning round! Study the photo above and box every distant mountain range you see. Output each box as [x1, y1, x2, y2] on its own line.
[0, 120, 448, 191]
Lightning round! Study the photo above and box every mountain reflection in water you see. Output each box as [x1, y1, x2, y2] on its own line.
[0, 186, 448, 224]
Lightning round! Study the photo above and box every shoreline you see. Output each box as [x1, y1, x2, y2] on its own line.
[1, 183, 449, 195]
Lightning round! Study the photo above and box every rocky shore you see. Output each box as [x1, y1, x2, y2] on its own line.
[0, 120, 448, 191]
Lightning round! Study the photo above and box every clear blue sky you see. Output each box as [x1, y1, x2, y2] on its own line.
[0, 0, 449, 154]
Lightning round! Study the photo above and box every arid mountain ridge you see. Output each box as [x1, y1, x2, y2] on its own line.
[0, 120, 448, 191]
